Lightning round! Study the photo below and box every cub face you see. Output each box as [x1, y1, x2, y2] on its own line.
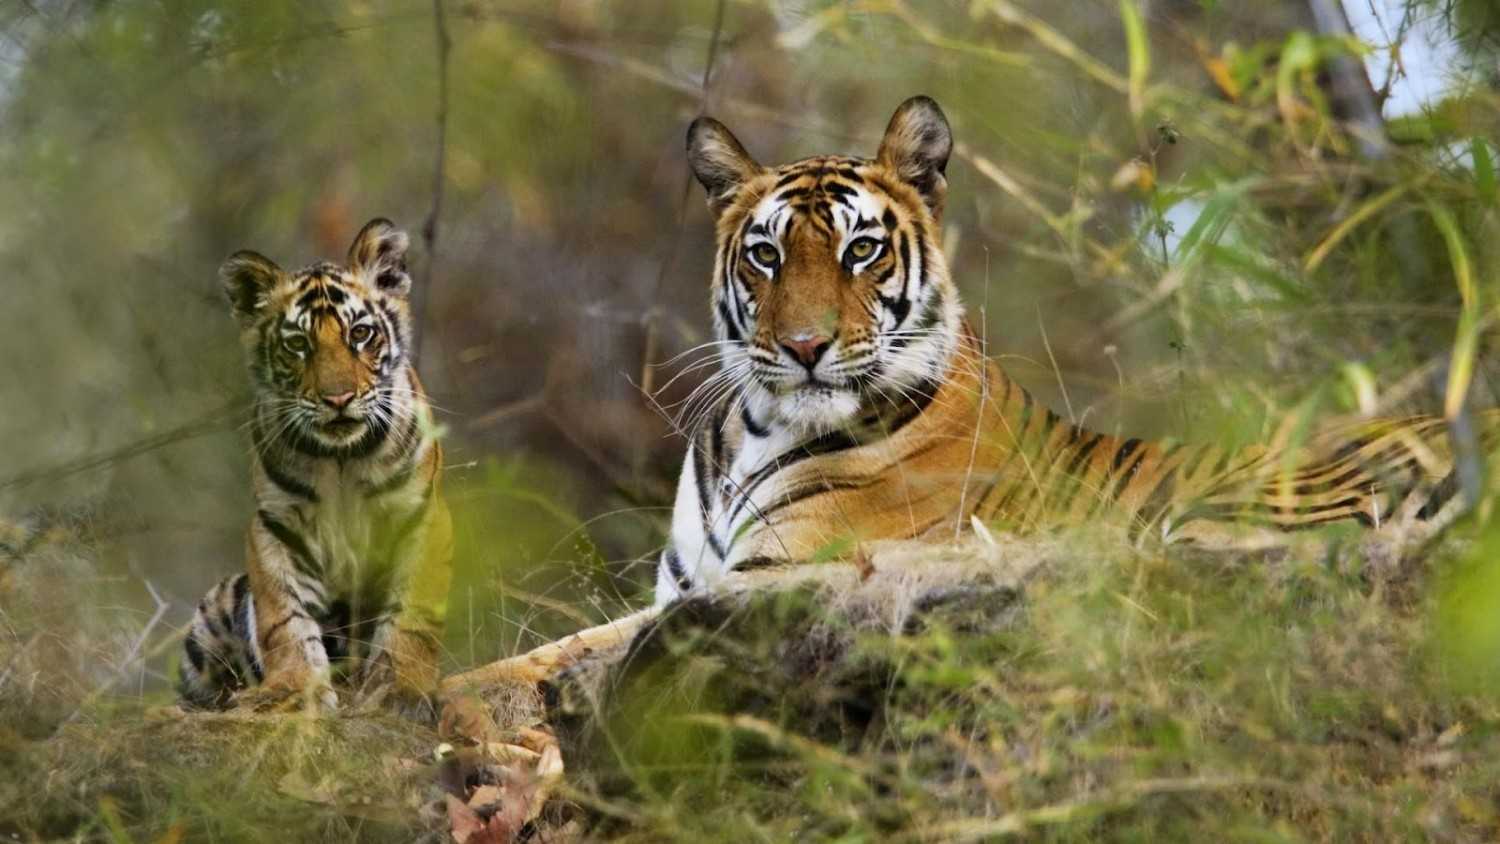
[220, 218, 415, 453]
[687, 96, 963, 433]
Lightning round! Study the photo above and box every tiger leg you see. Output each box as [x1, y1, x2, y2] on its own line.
[441, 607, 660, 694]
[179, 573, 262, 709]
[354, 498, 453, 718]
[239, 525, 337, 712]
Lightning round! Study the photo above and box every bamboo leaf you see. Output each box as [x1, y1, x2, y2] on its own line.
[1303, 183, 1409, 273]
[1429, 201, 1475, 307]
[1472, 138, 1496, 207]
[1428, 201, 1479, 418]
[1120, 0, 1149, 120]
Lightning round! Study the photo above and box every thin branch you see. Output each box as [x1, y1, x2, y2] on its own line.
[631, 0, 727, 489]
[0, 401, 242, 493]
[415, 0, 452, 362]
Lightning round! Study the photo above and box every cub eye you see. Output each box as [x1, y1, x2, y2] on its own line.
[350, 324, 373, 344]
[748, 243, 780, 268]
[845, 237, 881, 265]
[283, 335, 310, 355]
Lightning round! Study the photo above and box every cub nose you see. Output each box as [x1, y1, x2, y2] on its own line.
[781, 334, 833, 370]
[321, 390, 356, 411]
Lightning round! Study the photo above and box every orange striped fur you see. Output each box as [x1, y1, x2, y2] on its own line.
[180, 219, 451, 716]
[654, 95, 1489, 605]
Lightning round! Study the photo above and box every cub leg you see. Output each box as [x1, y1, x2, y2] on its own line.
[239, 521, 337, 712]
[179, 573, 261, 709]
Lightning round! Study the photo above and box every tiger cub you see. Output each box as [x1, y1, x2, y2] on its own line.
[180, 219, 452, 716]
[653, 94, 1493, 604]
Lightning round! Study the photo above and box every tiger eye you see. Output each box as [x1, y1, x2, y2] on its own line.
[350, 324, 373, 344]
[750, 243, 780, 266]
[284, 335, 310, 354]
[847, 238, 878, 261]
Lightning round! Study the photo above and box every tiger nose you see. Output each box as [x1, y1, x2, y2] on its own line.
[781, 334, 833, 369]
[321, 390, 356, 411]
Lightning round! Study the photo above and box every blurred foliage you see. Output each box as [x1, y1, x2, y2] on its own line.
[3, 0, 1500, 839]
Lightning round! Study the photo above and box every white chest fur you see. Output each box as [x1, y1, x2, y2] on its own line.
[302, 462, 404, 593]
[661, 419, 805, 603]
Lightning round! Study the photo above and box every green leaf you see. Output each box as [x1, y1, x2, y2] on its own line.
[1472, 138, 1496, 207]
[1120, 0, 1149, 119]
[1427, 201, 1478, 418]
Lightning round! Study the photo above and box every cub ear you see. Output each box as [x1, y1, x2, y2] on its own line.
[219, 250, 283, 324]
[876, 95, 953, 219]
[347, 217, 411, 297]
[687, 116, 763, 217]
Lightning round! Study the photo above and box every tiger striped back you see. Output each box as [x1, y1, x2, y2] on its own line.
[652, 96, 1490, 607]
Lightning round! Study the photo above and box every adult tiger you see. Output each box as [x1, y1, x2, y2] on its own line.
[180, 219, 452, 717]
[442, 96, 1491, 693]
[649, 94, 1497, 603]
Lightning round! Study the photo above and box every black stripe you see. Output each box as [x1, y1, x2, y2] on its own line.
[889, 233, 914, 326]
[196, 597, 224, 638]
[725, 427, 864, 528]
[1418, 469, 1461, 520]
[664, 547, 693, 592]
[365, 413, 424, 497]
[283, 401, 393, 460]
[709, 403, 728, 469]
[1053, 432, 1106, 509]
[232, 574, 264, 681]
[1089, 440, 1150, 517]
[1175, 501, 1377, 531]
[690, 440, 730, 560]
[261, 609, 312, 645]
[692, 442, 713, 520]
[717, 297, 742, 343]
[183, 632, 207, 672]
[741, 405, 770, 438]
[257, 510, 321, 578]
[981, 389, 1041, 518]
[759, 477, 882, 521]
[880, 376, 942, 435]
[1294, 450, 1413, 498]
[1127, 444, 1185, 540]
[257, 449, 319, 502]
[377, 301, 408, 359]
[296, 288, 325, 311]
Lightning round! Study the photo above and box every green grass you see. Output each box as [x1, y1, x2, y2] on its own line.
[559, 528, 1500, 842]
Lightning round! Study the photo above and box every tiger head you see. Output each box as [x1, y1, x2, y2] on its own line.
[219, 218, 416, 454]
[687, 95, 963, 434]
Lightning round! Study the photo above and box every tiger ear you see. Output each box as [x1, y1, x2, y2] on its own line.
[347, 217, 411, 297]
[876, 95, 952, 219]
[687, 116, 763, 217]
[219, 250, 283, 324]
